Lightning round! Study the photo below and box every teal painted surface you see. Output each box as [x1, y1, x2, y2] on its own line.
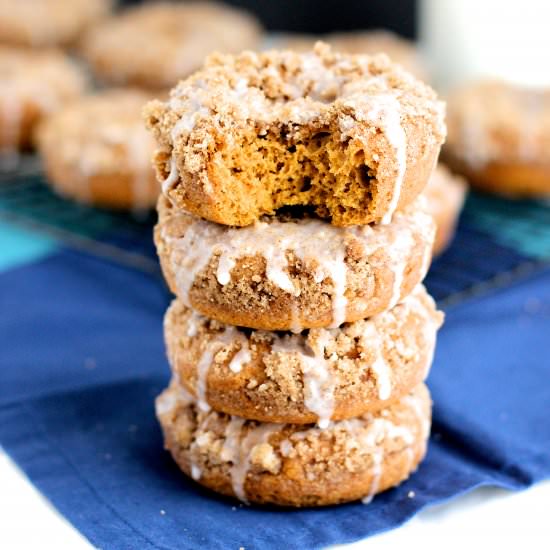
[0, 222, 56, 271]
[464, 193, 550, 260]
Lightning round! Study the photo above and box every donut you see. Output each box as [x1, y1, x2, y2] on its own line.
[0, 0, 112, 48]
[444, 79, 550, 197]
[144, 42, 446, 227]
[270, 30, 429, 81]
[0, 46, 86, 157]
[424, 164, 466, 256]
[37, 89, 159, 211]
[155, 193, 435, 331]
[156, 380, 431, 507]
[80, 1, 261, 90]
[164, 285, 442, 425]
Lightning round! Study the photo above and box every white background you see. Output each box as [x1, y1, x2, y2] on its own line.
[2, 447, 549, 549]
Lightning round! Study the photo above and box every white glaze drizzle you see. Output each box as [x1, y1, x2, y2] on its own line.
[220, 417, 246, 462]
[406, 290, 441, 379]
[369, 96, 407, 225]
[195, 344, 217, 412]
[190, 464, 202, 480]
[279, 439, 293, 457]
[228, 341, 251, 374]
[361, 321, 392, 401]
[358, 414, 415, 505]
[386, 228, 416, 309]
[185, 310, 200, 337]
[361, 450, 383, 504]
[188, 406, 215, 483]
[337, 88, 407, 226]
[289, 301, 303, 334]
[272, 331, 336, 428]
[194, 326, 251, 411]
[155, 383, 194, 416]
[402, 392, 430, 441]
[161, 156, 179, 194]
[223, 419, 280, 503]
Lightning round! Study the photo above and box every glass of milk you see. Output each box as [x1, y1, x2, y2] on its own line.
[419, 0, 550, 90]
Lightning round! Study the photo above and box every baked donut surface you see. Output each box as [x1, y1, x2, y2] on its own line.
[145, 43, 446, 227]
[0, 0, 112, 48]
[164, 285, 442, 424]
[156, 381, 431, 507]
[0, 46, 86, 154]
[80, 1, 261, 90]
[37, 89, 159, 211]
[155, 194, 436, 331]
[271, 30, 429, 81]
[445, 79, 550, 197]
[424, 164, 466, 255]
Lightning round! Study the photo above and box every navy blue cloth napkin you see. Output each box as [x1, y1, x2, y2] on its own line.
[1, 249, 549, 550]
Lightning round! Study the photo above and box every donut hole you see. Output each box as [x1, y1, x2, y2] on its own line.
[212, 126, 379, 226]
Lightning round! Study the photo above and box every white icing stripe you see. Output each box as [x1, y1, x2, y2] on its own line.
[194, 326, 252, 410]
[405, 291, 441, 379]
[386, 229, 415, 309]
[225, 420, 280, 503]
[403, 393, 431, 440]
[195, 345, 216, 412]
[220, 417, 246, 463]
[190, 464, 202, 480]
[367, 96, 407, 225]
[350, 411, 416, 504]
[188, 405, 213, 483]
[360, 323, 392, 401]
[289, 302, 303, 334]
[162, 156, 179, 194]
[185, 311, 200, 337]
[326, 249, 348, 328]
[155, 384, 194, 416]
[272, 332, 335, 428]
[369, 354, 392, 401]
[228, 341, 251, 373]
[361, 450, 383, 504]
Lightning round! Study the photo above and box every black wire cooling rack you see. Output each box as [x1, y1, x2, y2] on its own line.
[1, 156, 549, 311]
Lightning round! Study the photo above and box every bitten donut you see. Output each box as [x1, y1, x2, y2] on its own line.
[80, 1, 261, 90]
[271, 30, 429, 81]
[156, 380, 431, 507]
[0, 47, 86, 156]
[37, 89, 159, 211]
[424, 164, 466, 256]
[0, 0, 111, 48]
[445, 79, 550, 197]
[164, 285, 442, 425]
[145, 43, 446, 227]
[155, 194, 435, 331]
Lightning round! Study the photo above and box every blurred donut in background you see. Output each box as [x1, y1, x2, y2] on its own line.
[270, 29, 429, 81]
[37, 89, 160, 212]
[423, 164, 466, 256]
[80, 1, 263, 90]
[444, 80, 550, 198]
[0, 46, 87, 158]
[0, 0, 112, 48]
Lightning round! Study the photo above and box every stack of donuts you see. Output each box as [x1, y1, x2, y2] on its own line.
[145, 43, 447, 507]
